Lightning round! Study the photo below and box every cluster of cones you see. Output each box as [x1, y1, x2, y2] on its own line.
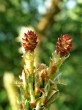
[16, 30, 72, 110]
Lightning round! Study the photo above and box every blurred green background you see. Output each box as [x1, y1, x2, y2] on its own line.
[0, 0, 82, 110]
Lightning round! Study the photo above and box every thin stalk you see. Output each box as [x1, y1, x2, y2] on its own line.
[24, 52, 35, 103]
[36, 101, 41, 110]
[28, 77, 35, 102]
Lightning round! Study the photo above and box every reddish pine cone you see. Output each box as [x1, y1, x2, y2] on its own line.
[56, 34, 72, 57]
[22, 30, 38, 51]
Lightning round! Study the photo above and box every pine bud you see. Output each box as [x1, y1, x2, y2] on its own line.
[56, 34, 72, 57]
[22, 30, 38, 52]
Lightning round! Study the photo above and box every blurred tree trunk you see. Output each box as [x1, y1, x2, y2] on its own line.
[37, 0, 63, 34]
